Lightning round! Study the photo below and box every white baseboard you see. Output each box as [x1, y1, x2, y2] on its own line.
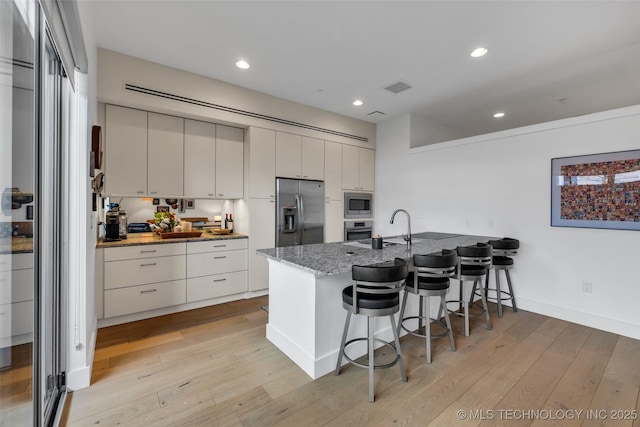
[515, 297, 640, 340]
[66, 364, 92, 391]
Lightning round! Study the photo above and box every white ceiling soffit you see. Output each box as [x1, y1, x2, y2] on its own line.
[79, 1, 640, 142]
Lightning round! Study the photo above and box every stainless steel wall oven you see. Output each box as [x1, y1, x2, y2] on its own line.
[344, 220, 373, 241]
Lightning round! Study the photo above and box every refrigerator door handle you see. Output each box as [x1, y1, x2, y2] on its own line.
[297, 194, 304, 244]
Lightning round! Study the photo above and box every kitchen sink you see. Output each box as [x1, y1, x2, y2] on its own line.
[383, 237, 426, 245]
[410, 232, 462, 240]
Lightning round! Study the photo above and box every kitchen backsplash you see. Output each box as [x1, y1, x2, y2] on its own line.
[108, 197, 234, 224]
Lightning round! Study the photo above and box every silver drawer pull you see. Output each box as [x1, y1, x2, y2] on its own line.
[140, 263, 157, 267]
[137, 191, 144, 194]
[213, 256, 227, 259]
[213, 278, 227, 283]
[140, 250, 157, 253]
[213, 245, 227, 248]
[140, 289, 157, 294]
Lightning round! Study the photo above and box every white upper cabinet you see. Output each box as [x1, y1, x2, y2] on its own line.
[249, 127, 276, 199]
[276, 132, 324, 180]
[301, 136, 324, 180]
[215, 125, 244, 199]
[184, 119, 216, 198]
[342, 145, 375, 191]
[105, 105, 148, 196]
[275, 132, 302, 178]
[148, 113, 184, 197]
[359, 147, 375, 191]
[324, 141, 342, 200]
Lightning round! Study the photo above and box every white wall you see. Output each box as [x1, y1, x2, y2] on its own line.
[66, 2, 98, 391]
[376, 106, 640, 340]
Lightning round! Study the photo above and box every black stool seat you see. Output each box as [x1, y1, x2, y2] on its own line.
[447, 243, 493, 337]
[405, 272, 449, 291]
[473, 237, 519, 318]
[335, 258, 408, 402]
[342, 287, 399, 310]
[460, 264, 488, 275]
[398, 250, 458, 364]
[492, 256, 514, 266]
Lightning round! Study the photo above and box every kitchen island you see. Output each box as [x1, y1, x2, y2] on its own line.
[257, 232, 498, 379]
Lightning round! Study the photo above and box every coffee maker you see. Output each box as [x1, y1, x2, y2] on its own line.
[105, 209, 120, 241]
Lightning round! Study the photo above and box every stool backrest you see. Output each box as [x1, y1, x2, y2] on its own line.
[411, 249, 457, 292]
[456, 243, 492, 277]
[488, 237, 519, 257]
[351, 258, 408, 310]
[413, 249, 457, 277]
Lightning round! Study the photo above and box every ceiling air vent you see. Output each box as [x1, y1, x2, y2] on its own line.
[384, 81, 412, 94]
[367, 111, 386, 118]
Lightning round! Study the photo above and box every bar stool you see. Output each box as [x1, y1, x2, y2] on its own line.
[445, 243, 493, 337]
[334, 258, 408, 402]
[473, 238, 519, 318]
[397, 249, 457, 364]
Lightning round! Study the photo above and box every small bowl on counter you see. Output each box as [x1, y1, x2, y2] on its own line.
[204, 227, 231, 235]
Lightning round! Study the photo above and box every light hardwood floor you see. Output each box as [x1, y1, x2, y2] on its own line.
[62, 296, 640, 426]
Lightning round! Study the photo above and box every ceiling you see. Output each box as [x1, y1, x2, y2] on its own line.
[79, 1, 640, 143]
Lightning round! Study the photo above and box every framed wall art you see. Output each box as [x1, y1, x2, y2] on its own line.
[551, 149, 640, 230]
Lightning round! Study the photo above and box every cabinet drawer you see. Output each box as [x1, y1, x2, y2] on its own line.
[187, 250, 247, 278]
[0, 253, 33, 271]
[187, 239, 247, 254]
[0, 268, 33, 303]
[104, 280, 186, 318]
[105, 255, 186, 290]
[187, 271, 247, 302]
[105, 243, 186, 261]
[0, 301, 33, 339]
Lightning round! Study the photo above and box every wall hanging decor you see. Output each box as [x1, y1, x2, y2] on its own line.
[551, 149, 640, 230]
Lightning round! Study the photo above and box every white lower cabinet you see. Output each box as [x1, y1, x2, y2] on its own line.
[101, 239, 249, 322]
[187, 271, 247, 303]
[186, 239, 248, 302]
[104, 255, 186, 290]
[104, 280, 187, 318]
[1, 253, 34, 346]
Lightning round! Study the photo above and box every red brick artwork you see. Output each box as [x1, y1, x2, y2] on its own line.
[559, 159, 640, 222]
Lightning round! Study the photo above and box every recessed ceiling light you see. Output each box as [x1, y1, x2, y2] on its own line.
[493, 112, 505, 118]
[235, 60, 250, 69]
[353, 100, 363, 106]
[470, 47, 488, 58]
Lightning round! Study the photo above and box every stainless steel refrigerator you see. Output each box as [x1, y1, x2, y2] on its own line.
[276, 178, 325, 247]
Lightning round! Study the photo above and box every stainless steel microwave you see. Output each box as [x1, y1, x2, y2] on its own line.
[344, 192, 373, 218]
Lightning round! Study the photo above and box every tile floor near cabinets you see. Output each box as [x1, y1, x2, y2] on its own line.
[62, 296, 640, 426]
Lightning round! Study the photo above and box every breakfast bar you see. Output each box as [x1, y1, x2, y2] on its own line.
[257, 232, 498, 379]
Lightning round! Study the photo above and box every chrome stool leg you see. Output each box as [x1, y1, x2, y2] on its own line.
[390, 314, 407, 382]
[424, 295, 431, 364]
[335, 311, 352, 376]
[440, 294, 456, 352]
[368, 316, 374, 402]
[480, 277, 492, 330]
[505, 269, 518, 312]
[397, 290, 409, 337]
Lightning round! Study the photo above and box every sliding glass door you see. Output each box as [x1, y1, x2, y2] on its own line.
[1, 0, 69, 425]
[1, 0, 36, 424]
[38, 28, 68, 425]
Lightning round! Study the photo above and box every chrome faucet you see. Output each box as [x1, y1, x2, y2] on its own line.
[389, 209, 412, 247]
